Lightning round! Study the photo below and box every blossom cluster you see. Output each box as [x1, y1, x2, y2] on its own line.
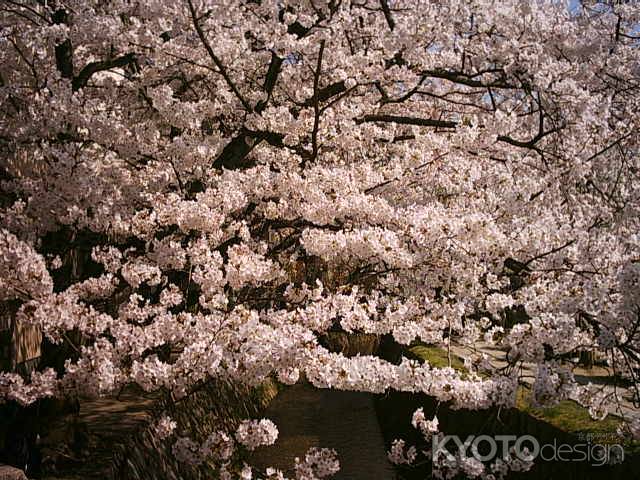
[235, 419, 279, 451]
[389, 408, 534, 479]
[1, 0, 639, 476]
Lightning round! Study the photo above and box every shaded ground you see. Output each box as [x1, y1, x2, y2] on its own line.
[41, 388, 157, 479]
[251, 382, 395, 480]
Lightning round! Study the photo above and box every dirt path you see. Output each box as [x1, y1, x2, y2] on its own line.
[250, 383, 395, 480]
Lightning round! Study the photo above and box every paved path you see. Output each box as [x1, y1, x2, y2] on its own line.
[451, 341, 640, 420]
[250, 383, 395, 480]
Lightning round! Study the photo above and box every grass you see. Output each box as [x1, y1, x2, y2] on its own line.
[407, 344, 467, 372]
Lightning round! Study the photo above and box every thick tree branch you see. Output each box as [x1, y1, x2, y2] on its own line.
[301, 80, 346, 107]
[212, 129, 286, 170]
[255, 52, 283, 113]
[379, 0, 395, 31]
[423, 68, 514, 89]
[52, 9, 73, 79]
[72, 53, 137, 91]
[212, 134, 256, 170]
[355, 114, 457, 129]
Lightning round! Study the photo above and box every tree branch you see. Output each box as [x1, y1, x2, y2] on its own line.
[212, 129, 286, 170]
[307, 39, 326, 166]
[379, 0, 395, 31]
[255, 52, 283, 113]
[423, 68, 514, 89]
[72, 53, 137, 91]
[355, 114, 457, 129]
[301, 80, 346, 107]
[52, 9, 73, 79]
[496, 126, 562, 149]
[186, 0, 252, 111]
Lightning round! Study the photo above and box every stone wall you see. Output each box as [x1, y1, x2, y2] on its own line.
[109, 379, 279, 480]
[38, 379, 279, 480]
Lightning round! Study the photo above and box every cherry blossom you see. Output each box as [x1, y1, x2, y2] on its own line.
[1, 0, 639, 477]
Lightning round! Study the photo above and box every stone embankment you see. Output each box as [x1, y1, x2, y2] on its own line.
[40, 380, 278, 480]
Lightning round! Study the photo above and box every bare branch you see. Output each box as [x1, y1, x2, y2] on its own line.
[186, 0, 252, 111]
[355, 114, 457, 129]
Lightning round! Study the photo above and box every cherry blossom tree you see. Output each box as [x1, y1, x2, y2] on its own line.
[1, 0, 640, 477]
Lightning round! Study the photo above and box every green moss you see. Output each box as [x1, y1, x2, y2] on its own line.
[516, 388, 622, 439]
